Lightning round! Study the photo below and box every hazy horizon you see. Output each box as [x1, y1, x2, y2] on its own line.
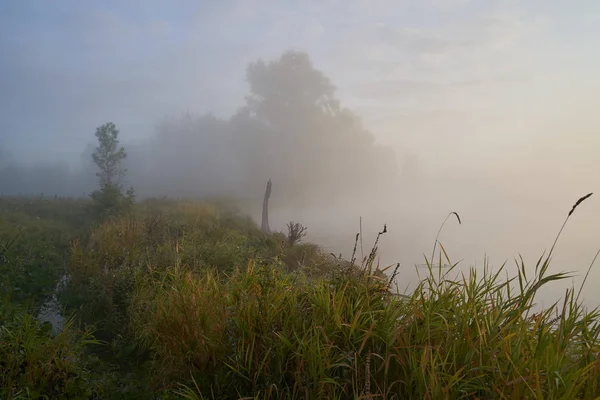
[2, 0, 599, 307]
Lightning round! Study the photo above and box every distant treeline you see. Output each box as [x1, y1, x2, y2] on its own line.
[1, 51, 403, 206]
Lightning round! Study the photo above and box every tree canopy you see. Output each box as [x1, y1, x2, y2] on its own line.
[229, 50, 398, 206]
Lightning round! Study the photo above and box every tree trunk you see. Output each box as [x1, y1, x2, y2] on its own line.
[261, 179, 272, 233]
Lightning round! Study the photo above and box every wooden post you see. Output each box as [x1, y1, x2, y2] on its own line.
[261, 179, 272, 233]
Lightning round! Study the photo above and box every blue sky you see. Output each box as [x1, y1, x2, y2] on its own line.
[1, 0, 600, 167]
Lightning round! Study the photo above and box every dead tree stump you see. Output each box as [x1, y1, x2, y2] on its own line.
[261, 179, 272, 233]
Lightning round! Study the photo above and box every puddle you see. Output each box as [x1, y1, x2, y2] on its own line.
[37, 274, 68, 336]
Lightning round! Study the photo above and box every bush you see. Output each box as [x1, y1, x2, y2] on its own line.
[62, 204, 272, 339]
[90, 184, 135, 219]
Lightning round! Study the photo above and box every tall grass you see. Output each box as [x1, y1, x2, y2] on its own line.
[0, 298, 108, 399]
[166, 194, 600, 399]
[156, 253, 600, 399]
[3, 194, 600, 399]
[0, 196, 94, 312]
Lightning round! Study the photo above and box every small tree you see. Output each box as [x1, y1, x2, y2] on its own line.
[90, 122, 134, 217]
[92, 122, 127, 187]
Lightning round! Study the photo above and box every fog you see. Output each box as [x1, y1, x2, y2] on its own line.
[2, 1, 600, 307]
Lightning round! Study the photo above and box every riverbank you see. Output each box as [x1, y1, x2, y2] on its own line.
[1, 195, 599, 399]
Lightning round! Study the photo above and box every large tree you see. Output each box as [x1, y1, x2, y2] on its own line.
[135, 51, 398, 208]
[231, 51, 398, 206]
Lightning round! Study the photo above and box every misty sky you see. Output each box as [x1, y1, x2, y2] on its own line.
[3, 1, 599, 165]
[2, 1, 600, 305]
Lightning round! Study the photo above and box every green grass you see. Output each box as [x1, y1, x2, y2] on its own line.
[1, 194, 599, 399]
[0, 299, 110, 399]
[0, 196, 94, 310]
